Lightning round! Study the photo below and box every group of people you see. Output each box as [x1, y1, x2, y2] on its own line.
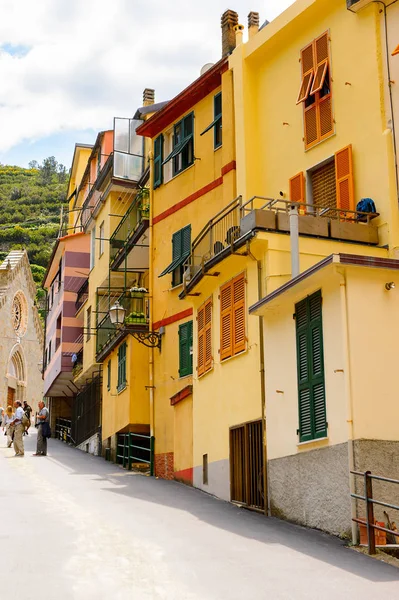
[0, 400, 50, 457]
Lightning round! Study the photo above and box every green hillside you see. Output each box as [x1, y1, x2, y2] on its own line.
[0, 157, 68, 302]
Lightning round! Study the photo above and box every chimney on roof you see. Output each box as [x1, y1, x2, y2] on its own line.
[248, 11, 259, 38]
[143, 88, 155, 107]
[221, 9, 239, 57]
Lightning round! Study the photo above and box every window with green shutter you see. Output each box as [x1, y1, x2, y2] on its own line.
[162, 113, 194, 176]
[179, 321, 193, 377]
[200, 93, 222, 149]
[117, 342, 127, 392]
[295, 290, 327, 442]
[107, 359, 111, 391]
[153, 134, 163, 188]
[158, 224, 191, 286]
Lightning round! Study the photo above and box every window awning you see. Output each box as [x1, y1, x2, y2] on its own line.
[200, 115, 222, 136]
[162, 135, 192, 165]
[158, 252, 190, 277]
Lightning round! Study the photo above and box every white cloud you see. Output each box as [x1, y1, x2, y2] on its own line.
[0, 0, 294, 156]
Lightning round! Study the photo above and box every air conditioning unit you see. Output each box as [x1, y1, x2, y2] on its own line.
[347, 0, 389, 12]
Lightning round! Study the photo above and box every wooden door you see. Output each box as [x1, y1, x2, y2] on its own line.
[7, 387, 15, 408]
[230, 420, 264, 510]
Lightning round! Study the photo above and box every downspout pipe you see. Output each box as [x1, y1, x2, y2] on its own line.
[289, 204, 300, 278]
[338, 269, 358, 544]
[247, 241, 269, 515]
[148, 149, 155, 441]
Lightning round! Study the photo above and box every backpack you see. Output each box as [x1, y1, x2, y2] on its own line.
[21, 412, 30, 428]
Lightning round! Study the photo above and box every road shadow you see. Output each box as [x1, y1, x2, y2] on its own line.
[48, 439, 399, 584]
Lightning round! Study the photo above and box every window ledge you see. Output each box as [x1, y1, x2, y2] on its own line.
[197, 365, 214, 380]
[214, 144, 222, 152]
[117, 384, 127, 395]
[170, 283, 183, 291]
[220, 348, 248, 365]
[297, 437, 329, 450]
[167, 162, 195, 184]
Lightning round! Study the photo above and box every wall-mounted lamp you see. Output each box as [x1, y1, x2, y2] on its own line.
[108, 300, 162, 349]
[385, 282, 395, 291]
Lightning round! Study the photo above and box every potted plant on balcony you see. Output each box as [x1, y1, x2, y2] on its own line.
[137, 188, 150, 220]
[129, 286, 148, 299]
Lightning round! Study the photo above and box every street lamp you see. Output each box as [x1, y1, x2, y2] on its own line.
[109, 301, 126, 328]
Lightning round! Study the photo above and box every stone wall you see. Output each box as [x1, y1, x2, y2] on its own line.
[155, 452, 174, 479]
[76, 432, 101, 456]
[268, 442, 351, 536]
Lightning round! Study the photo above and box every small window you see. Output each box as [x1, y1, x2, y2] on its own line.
[86, 307, 92, 342]
[117, 342, 127, 392]
[162, 113, 194, 176]
[201, 93, 222, 149]
[203, 454, 208, 485]
[107, 359, 111, 391]
[48, 341, 52, 362]
[158, 224, 191, 286]
[179, 321, 193, 377]
[99, 222, 105, 257]
[55, 314, 62, 350]
[90, 227, 96, 269]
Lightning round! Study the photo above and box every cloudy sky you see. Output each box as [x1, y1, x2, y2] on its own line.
[0, 0, 294, 168]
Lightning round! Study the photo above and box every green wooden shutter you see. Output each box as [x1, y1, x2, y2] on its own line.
[153, 134, 163, 189]
[172, 229, 182, 261]
[117, 343, 127, 391]
[179, 321, 193, 377]
[295, 290, 326, 442]
[107, 360, 111, 390]
[182, 225, 191, 256]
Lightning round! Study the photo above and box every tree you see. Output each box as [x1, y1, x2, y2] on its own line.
[40, 156, 58, 184]
[57, 163, 67, 183]
[28, 160, 39, 170]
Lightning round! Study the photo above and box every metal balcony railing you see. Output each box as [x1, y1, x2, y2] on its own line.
[75, 279, 89, 313]
[109, 189, 149, 265]
[184, 196, 242, 278]
[96, 289, 148, 356]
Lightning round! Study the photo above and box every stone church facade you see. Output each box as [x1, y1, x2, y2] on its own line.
[0, 251, 43, 414]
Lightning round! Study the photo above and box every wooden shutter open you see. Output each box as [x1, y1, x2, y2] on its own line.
[197, 306, 205, 376]
[232, 274, 246, 355]
[297, 43, 314, 104]
[289, 172, 305, 215]
[310, 32, 329, 95]
[153, 134, 163, 189]
[335, 145, 354, 212]
[204, 299, 212, 372]
[220, 282, 233, 360]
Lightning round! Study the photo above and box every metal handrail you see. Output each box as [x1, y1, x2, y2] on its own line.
[242, 197, 379, 224]
[116, 432, 155, 475]
[350, 470, 399, 554]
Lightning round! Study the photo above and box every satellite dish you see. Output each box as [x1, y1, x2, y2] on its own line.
[200, 63, 214, 76]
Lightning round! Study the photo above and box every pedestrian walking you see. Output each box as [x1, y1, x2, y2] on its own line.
[10, 401, 24, 456]
[33, 401, 49, 456]
[22, 400, 32, 436]
[3, 406, 15, 448]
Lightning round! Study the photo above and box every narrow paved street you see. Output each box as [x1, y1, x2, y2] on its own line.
[1, 431, 399, 600]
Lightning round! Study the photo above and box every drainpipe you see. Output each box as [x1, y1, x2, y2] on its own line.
[338, 269, 357, 544]
[148, 149, 155, 439]
[289, 204, 300, 278]
[247, 241, 269, 515]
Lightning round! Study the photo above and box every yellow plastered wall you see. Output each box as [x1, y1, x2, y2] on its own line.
[68, 147, 92, 230]
[189, 255, 263, 469]
[262, 267, 347, 461]
[230, 0, 399, 250]
[152, 70, 237, 457]
[102, 338, 150, 441]
[173, 397, 193, 475]
[346, 267, 399, 440]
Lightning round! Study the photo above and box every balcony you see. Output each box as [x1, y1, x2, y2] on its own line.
[182, 196, 379, 295]
[96, 288, 149, 362]
[113, 118, 144, 182]
[109, 189, 150, 271]
[75, 279, 89, 314]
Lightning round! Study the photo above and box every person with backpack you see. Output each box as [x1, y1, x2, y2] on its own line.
[22, 400, 32, 436]
[10, 400, 25, 456]
[33, 401, 50, 456]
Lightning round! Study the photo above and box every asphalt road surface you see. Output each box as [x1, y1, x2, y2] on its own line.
[1, 429, 399, 600]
